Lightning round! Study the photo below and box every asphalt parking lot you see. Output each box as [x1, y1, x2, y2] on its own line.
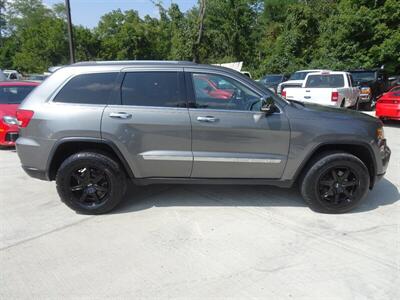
[1, 121, 399, 299]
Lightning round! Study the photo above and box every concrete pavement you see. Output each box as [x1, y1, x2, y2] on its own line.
[1, 123, 399, 299]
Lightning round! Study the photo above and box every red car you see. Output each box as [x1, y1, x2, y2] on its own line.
[194, 75, 234, 99]
[0, 81, 39, 147]
[376, 86, 400, 121]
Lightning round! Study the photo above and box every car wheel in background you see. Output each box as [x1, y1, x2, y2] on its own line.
[56, 152, 127, 214]
[300, 152, 370, 214]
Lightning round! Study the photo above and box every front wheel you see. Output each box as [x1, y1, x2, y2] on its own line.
[56, 152, 127, 214]
[300, 152, 370, 214]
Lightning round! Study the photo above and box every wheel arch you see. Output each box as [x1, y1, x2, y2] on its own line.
[47, 138, 134, 180]
[294, 142, 377, 188]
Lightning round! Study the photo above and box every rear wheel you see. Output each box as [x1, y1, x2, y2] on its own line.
[56, 152, 127, 214]
[300, 152, 370, 213]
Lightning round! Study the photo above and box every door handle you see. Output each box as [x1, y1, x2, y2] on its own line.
[109, 112, 132, 119]
[197, 116, 219, 123]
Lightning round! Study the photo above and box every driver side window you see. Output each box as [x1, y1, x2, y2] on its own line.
[191, 73, 260, 111]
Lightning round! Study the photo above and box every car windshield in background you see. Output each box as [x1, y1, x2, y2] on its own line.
[289, 72, 310, 81]
[305, 74, 345, 88]
[0, 86, 35, 104]
[350, 72, 375, 82]
[262, 75, 283, 84]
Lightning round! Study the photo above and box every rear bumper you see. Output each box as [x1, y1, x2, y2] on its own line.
[376, 103, 400, 119]
[21, 166, 48, 181]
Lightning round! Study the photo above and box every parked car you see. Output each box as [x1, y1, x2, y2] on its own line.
[0, 69, 6, 81]
[26, 74, 48, 82]
[0, 81, 39, 147]
[376, 86, 400, 121]
[193, 74, 234, 100]
[3, 70, 22, 80]
[348, 69, 390, 110]
[259, 74, 288, 93]
[16, 61, 390, 215]
[277, 69, 330, 94]
[282, 71, 359, 108]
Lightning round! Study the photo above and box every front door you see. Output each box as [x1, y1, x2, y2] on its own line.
[102, 69, 192, 178]
[187, 72, 290, 179]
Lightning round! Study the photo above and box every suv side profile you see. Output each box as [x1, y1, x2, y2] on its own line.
[16, 61, 391, 214]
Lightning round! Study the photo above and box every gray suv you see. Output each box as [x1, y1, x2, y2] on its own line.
[16, 61, 391, 214]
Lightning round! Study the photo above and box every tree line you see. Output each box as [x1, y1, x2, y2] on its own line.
[0, 0, 399, 77]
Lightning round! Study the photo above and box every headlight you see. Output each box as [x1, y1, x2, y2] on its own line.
[360, 87, 371, 95]
[2, 116, 19, 125]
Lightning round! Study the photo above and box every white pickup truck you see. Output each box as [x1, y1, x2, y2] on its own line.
[282, 71, 360, 108]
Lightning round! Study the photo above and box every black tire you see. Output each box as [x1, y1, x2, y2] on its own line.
[300, 152, 370, 214]
[56, 152, 127, 214]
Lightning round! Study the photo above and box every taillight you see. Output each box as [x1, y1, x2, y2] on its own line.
[16, 109, 34, 128]
[331, 91, 339, 102]
[281, 89, 287, 99]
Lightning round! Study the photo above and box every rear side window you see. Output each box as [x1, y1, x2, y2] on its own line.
[53, 73, 117, 104]
[305, 74, 345, 88]
[121, 72, 184, 107]
[0, 86, 36, 104]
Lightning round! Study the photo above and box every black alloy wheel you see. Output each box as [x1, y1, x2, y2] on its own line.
[317, 166, 359, 208]
[70, 166, 110, 208]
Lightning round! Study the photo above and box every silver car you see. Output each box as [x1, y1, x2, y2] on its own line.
[16, 61, 391, 214]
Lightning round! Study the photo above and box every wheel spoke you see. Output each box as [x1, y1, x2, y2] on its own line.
[331, 169, 338, 181]
[71, 185, 84, 192]
[79, 190, 88, 202]
[341, 169, 350, 181]
[72, 173, 82, 184]
[343, 189, 352, 199]
[343, 180, 357, 187]
[95, 185, 107, 193]
[92, 173, 105, 184]
[334, 193, 340, 204]
[320, 180, 334, 187]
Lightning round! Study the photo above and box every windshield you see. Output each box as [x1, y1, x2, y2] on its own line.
[289, 71, 311, 81]
[262, 75, 283, 85]
[350, 71, 375, 82]
[305, 74, 345, 88]
[0, 86, 36, 104]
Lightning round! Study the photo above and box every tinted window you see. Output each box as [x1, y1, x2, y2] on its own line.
[289, 71, 311, 81]
[54, 73, 117, 104]
[122, 72, 184, 107]
[0, 86, 36, 104]
[305, 74, 345, 88]
[192, 73, 260, 111]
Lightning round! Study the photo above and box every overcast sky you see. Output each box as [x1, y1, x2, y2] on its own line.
[43, 0, 197, 28]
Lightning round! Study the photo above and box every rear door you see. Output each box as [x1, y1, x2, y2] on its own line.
[186, 70, 290, 179]
[101, 68, 192, 178]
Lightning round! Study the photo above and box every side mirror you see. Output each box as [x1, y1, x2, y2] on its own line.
[260, 96, 276, 114]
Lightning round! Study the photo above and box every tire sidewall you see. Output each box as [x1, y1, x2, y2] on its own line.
[301, 153, 370, 214]
[56, 152, 126, 214]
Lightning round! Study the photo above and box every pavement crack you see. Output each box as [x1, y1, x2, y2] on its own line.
[0, 217, 93, 252]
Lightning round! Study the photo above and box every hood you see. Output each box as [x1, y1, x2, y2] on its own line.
[288, 101, 378, 122]
[0, 104, 19, 118]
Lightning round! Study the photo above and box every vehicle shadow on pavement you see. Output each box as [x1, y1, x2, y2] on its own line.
[383, 120, 400, 128]
[0, 147, 16, 152]
[114, 178, 398, 214]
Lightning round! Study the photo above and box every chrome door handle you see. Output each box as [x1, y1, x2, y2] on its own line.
[197, 116, 219, 123]
[109, 112, 132, 119]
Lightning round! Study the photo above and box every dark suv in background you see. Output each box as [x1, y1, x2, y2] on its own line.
[16, 61, 390, 214]
[349, 69, 390, 110]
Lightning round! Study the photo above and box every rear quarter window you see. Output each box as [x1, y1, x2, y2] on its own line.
[305, 74, 345, 88]
[53, 73, 117, 104]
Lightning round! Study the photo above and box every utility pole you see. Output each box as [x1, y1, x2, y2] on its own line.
[65, 0, 75, 64]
